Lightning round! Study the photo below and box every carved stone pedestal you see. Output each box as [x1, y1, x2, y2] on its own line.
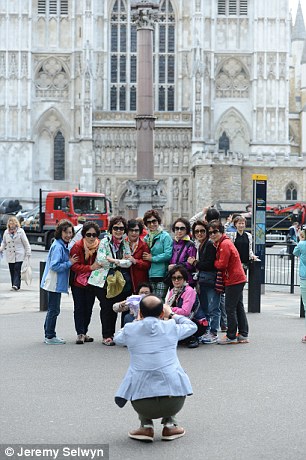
[123, 179, 167, 217]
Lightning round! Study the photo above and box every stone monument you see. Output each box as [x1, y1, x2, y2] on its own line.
[124, 1, 167, 216]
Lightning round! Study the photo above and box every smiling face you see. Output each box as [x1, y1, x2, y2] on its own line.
[111, 221, 125, 238]
[193, 225, 207, 243]
[171, 270, 185, 289]
[84, 227, 98, 242]
[174, 221, 187, 240]
[235, 219, 246, 234]
[61, 226, 73, 243]
[208, 227, 222, 243]
[128, 225, 140, 243]
[146, 217, 159, 232]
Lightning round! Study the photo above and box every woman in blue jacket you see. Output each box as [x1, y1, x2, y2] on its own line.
[293, 227, 306, 343]
[143, 209, 173, 301]
[41, 219, 78, 344]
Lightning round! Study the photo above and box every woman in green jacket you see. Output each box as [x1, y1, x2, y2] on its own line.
[143, 209, 173, 301]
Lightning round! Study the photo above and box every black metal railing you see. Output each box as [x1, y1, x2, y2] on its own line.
[264, 244, 299, 293]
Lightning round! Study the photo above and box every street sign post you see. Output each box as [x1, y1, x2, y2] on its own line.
[248, 174, 267, 313]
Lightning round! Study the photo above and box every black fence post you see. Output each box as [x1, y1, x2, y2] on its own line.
[300, 298, 305, 318]
[248, 260, 261, 313]
[290, 254, 295, 294]
[40, 261, 48, 311]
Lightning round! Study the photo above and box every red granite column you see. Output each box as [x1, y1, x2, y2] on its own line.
[132, 3, 158, 180]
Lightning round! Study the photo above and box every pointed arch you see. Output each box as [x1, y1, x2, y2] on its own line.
[285, 182, 298, 201]
[33, 108, 70, 182]
[215, 108, 250, 153]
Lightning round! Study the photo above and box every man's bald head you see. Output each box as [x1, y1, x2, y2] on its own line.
[139, 295, 163, 318]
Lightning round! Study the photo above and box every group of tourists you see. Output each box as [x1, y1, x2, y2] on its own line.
[37, 207, 261, 347]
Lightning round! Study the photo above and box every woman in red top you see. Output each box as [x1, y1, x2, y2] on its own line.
[70, 221, 101, 344]
[208, 220, 249, 345]
[125, 219, 151, 292]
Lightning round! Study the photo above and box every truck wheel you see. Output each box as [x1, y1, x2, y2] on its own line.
[46, 232, 55, 250]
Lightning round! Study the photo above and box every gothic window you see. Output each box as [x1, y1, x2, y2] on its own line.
[54, 131, 65, 180]
[154, 0, 176, 111]
[217, 0, 248, 16]
[38, 0, 68, 16]
[109, 0, 176, 112]
[215, 58, 249, 98]
[286, 183, 297, 201]
[218, 131, 230, 153]
[110, 0, 137, 111]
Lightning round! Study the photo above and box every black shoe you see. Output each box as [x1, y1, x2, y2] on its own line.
[187, 337, 199, 348]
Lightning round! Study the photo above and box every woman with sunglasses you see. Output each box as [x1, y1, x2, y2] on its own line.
[207, 220, 248, 345]
[168, 217, 197, 287]
[125, 219, 151, 292]
[142, 210, 173, 300]
[188, 220, 221, 344]
[165, 265, 206, 348]
[69, 221, 101, 344]
[88, 216, 132, 346]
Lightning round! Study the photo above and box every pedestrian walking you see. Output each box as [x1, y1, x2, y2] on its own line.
[0, 216, 31, 290]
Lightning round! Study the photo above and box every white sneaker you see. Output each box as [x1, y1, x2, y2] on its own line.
[201, 332, 218, 344]
[44, 337, 66, 345]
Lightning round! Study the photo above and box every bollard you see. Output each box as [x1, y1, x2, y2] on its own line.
[300, 297, 305, 319]
[39, 261, 48, 311]
[248, 260, 261, 313]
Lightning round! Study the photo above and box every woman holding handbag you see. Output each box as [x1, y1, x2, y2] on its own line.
[188, 220, 221, 344]
[70, 221, 101, 344]
[88, 216, 132, 346]
[0, 216, 31, 290]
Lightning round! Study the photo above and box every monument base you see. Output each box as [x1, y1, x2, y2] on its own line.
[123, 179, 167, 216]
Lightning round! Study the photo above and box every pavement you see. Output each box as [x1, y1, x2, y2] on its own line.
[1, 279, 306, 460]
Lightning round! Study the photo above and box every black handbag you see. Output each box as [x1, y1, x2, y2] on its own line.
[198, 271, 216, 287]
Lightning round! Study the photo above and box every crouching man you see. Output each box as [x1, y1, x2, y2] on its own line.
[114, 294, 197, 442]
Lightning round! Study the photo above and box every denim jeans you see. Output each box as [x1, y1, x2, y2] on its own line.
[300, 278, 306, 328]
[71, 285, 96, 335]
[44, 291, 61, 339]
[225, 283, 248, 340]
[199, 285, 221, 334]
[8, 261, 22, 289]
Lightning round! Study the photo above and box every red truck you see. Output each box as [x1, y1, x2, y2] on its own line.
[21, 189, 112, 249]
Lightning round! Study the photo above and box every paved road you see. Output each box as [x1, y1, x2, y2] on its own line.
[1, 290, 306, 460]
[1, 245, 306, 459]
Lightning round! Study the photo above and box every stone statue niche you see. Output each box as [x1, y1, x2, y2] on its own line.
[219, 131, 230, 154]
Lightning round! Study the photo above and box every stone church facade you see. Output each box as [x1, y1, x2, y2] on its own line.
[0, 0, 306, 226]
